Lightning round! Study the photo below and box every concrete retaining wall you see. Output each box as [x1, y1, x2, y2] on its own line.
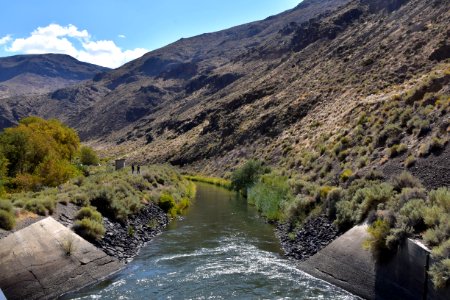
[0, 217, 123, 300]
[300, 224, 450, 300]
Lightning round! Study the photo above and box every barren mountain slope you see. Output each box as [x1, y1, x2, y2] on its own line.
[0, 54, 109, 127]
[0, 54, 109, 98]
[2, 0, 449, 178]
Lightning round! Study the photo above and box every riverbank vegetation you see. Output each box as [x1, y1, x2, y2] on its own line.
[229, 72, 450, 288]
[184, 174, 231, 189]
[2, 164, 195, 238]
[0, 118, 196, 243]
[232, 158, 449, 288]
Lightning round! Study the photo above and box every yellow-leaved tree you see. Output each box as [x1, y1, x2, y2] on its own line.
[0, 117, 80, 191]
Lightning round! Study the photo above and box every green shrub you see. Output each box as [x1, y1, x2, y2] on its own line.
[325, 188, 342, 219]
[429, 137, 448, 153]
[337, 149, 350, 161]
[176, 197, 190, 214]
[364, 219, 391, 252]
[418, 142, 431, 157]
[248, 173, 291, 221]
[0, 199, 13, 213]
[0, 209, 15, 230]
[355, 183, 394, 222]
[340, 169, 353, 182]
[75, 206, 102, 223]
[375, 124, 402, 147]
[395, 188, 427, 209]
[283, 195, 317, 224]
[24, 197, 55, 215]
[399, 108, 413, 127]
[72, 192, 90, 206]
[335, 200, 359, 230]
[147, 219, 159, 229]
[428, 187, 450, 210]
[385, 224, 411, 250]
[128, 226, 135, 237]
[158, 192, 176, 214]
[391, 172, 422, 192]
[61, 234, 76, 256]
[407, 116, 430, 136]
[335, 182, 394, 228]
[404, 155, 416, 168]
[432, 239, 450, 259]
[73, 218, 105, 241]
[80, 146, 99, 166]
[397, 199, 426, 229]
[91, 184, 141, 221]
[231, 160, 269, 195]
[387, 143, 407, 158]
[318, 186, 333, 201]
[429, 260, 450, 289]
[357, 156, 369, 168]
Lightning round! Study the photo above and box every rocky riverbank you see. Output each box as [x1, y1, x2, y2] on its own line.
[277, 215, 339, 261]
[96, 203, 169, 261]
[58, 202, 169, 262]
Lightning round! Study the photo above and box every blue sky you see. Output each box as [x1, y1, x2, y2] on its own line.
[0, 0, 300, 68]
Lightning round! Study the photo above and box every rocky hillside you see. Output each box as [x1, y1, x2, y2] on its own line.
[0, 54, 108, 127]
[2, 0, 449, 178]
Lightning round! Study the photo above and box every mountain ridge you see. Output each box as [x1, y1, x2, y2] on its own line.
[0, 0, 449, 178]
[0, 53, 109, 127]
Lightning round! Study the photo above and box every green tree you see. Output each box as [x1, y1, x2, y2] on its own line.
[0, 116, 81, 191]
[231, 160, 270, 196]
[0, 151, 8, 196]
[80, 146, 99, 166]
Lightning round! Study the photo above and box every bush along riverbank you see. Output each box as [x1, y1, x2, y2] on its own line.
[230, 159, 450, 289]
[1, 163, 196, 262]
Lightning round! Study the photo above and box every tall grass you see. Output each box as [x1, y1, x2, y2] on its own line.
[184, 175, 232, 190]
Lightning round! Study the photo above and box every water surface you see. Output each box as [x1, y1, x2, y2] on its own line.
[66, 183, 357, 299]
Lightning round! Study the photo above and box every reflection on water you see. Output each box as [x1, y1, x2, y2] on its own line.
[63, 183, 357, 300]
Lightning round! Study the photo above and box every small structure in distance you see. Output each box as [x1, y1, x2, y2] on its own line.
[115, 158, 126, 171]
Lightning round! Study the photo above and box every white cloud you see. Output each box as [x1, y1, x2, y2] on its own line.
[0, 34, 12, 45]
[4, 24, 147, 68]
[118, 34, 126, 38]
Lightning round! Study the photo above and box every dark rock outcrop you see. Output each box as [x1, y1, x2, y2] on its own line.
[278, 215, 339, 261]
[95, 203, 169, 261]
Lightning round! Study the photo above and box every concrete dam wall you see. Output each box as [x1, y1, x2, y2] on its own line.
[0, 217, 123, 300]
[300, 224, 450, 300]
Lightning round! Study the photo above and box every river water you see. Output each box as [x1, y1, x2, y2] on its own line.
[66, 183, 357, 299]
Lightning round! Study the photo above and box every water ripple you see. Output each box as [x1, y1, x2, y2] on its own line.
[64, 184, 358, 300]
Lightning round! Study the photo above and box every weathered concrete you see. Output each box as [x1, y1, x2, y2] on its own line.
[300, 224, 450, 300]
[300, 224, 376, 299]
[0, 217, 123, 300]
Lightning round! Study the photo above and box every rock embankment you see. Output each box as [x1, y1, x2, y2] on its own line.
[96, 203, 169, 261]
[57, 202, 169, 262]
[278, 215, 339, 261]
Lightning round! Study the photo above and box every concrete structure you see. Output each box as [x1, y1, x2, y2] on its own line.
[0, 217, 123, 300]
[115, 158, 126, 170]
[300, 224, 450, 300]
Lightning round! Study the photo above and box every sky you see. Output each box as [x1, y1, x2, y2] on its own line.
[0, 0, 300, 68]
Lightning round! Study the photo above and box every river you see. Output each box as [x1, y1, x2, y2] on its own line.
[65, 182, 357, 299]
